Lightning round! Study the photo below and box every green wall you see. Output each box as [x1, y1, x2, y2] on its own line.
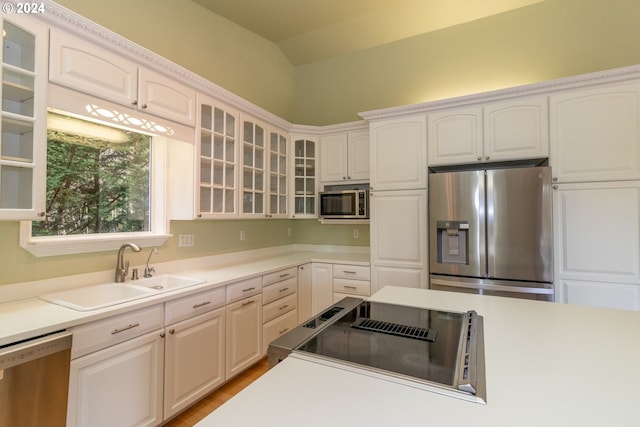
[293, 0, 640, 124]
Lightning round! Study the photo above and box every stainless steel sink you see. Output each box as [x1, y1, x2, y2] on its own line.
[40, 275, 205, 311]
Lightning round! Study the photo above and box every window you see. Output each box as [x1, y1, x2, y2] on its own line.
[33, 112, 151, 236]
[20, 109, 172, 257]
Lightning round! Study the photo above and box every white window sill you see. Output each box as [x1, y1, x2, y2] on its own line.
[20, 223, 170, 257]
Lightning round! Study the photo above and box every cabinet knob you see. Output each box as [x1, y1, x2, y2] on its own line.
[477, 156, 482, 161]
[342, 176, 347, 180]
[37, 211, 46, 217]
[160, 332, 165, 338]
[552, 177, 558, 182]
[131, 100, 138, 106]
[553, 185, 558, 190]
[485, 156, 490, 161]
[169, 329, 176, 335]
[141, 104, 148, 109]
[197, 213, 202, 218]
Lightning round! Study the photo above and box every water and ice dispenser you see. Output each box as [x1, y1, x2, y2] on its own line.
[435, 221, 469, 265]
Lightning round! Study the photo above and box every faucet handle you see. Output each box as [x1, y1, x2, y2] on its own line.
[131, 268, 139, 280]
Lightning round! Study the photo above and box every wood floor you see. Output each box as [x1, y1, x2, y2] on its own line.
[163, 358, 269, 427]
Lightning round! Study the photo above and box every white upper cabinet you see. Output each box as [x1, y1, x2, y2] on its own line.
[369, 114, 427, 191]
[49, 29, 196, 126]
[320, 130, 369, 183]
[196, 95, 239, 218]
[240, 115, 267, 217]
[291, 136, 318, 218]
[428, 96, 549, 166]
[550, 82, 640, 183]
[267, 127, 289, 218]
[0, 14, 48, 220]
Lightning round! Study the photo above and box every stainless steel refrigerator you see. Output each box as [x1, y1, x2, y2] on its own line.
[429, 166, 554, 301]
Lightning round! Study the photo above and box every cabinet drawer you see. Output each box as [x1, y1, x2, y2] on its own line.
[262, 293, 297, 323]
[165, 287, 225, 325]
[263, 276, 297, 305]
[263, 309, 298, 352]
[332, 264, 370, 281]
[71, 304, 164, 359]
[263, 267, 297, 287]
[333, 278, 371, 296]
[226, 277, 262, 304]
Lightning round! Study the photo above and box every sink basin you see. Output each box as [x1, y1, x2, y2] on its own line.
[40, 275, 205, 311]
[130, 275, 205, 292]
[40, 283, 156, 311]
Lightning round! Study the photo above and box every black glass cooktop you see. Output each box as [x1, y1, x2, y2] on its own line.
[296, 301, 465, 387]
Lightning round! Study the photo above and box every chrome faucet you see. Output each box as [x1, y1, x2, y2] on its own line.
[144, 248, 158, 278]
[115, 243, 141, 282]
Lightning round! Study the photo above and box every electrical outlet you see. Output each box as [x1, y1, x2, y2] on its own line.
[178, 234, 195, 247]
[240, 230, 246, 241]
[353, 229, 359, 239]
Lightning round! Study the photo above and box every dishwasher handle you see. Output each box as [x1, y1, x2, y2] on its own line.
[0, 330, 72, 370]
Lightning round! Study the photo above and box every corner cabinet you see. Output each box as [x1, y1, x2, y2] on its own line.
[196, 95, 239, 218]
[291, 136, 318, 218]
[319, 129, 369, 183]
[427, 95, 549, 166]
[0, 14, 48, 220]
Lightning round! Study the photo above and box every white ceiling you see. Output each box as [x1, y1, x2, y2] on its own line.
[192, 0, 543, 65]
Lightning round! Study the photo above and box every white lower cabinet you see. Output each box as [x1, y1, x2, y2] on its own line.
[311, 263, 333, 316]
[163, 308, 225, 419]
[297, 263, 313, 322]
[553, 181, 640, 310]
[225, 294, 262, 380]
[261, 267, 298, 353]
[67, 330, 164, 427]
[332, 264, 371, 301]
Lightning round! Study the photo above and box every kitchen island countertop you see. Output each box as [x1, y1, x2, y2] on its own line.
[196, 286, 640, 427]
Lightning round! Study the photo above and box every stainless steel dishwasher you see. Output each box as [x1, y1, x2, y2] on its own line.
[0, 330, 72, 427]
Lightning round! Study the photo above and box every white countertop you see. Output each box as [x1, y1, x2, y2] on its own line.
[0, 250, 369, 346]
[197, 286, 640, 427]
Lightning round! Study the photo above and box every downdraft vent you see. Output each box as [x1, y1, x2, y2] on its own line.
[352, 318, 438, 342]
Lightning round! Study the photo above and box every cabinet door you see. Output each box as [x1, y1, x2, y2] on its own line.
[427, 106, 482, 166]
[347, 130, 370, 181]
[197, 96, 239, 218]
[372, 266, 426, 294]
[226, 295, 262, 379]
[49, 28, 137, 107]
[0, 15, 47, 220]
[164, 308, 225, 419]
[291, 137, 317, 218]
[370, 115, 427, 190]
[370, 190, 428, 293]
[553, 181, 640, 309]
[241, 116, 267, 217]
[67, 331, 164, 427]
[267, 127, 289, 218]
[320, 133, 348, 182]
[550, 82, 640, 182]
[262, 308, 298, 353]
[484, 95, 549, 162]
[311, 263, 333, 316]
[297, 263, 313, 322]
[138, 67, 196, 126]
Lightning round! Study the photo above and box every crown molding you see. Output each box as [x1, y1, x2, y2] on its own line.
[32, 0, 292, 130]
[359, 64, 640, 121]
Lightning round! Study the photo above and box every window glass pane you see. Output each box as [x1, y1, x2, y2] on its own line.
[32, 112, 151, 236]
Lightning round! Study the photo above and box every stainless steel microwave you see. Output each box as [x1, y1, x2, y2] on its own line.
[319, 190, 369, 219]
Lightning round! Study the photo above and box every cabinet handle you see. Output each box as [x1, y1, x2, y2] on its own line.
[242, 287, 256, 292]
[343, 285, 357, 290]
[279, 273, 290, 278]
[342, 270, 357, 274]
[279, 328, 290, 335]
[242, 299, 256, 306]
[279, 287, 290, 293]
[279, 304, 290, 311]
[193, 301, 212, 309]
[111, 323, 140, 335]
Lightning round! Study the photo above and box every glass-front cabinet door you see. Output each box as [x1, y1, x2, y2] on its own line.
[197, 96, 239, 218]
[292, 136, 317, 218]
[268, 128, 288, 218]
[241, 116, 266, 217]
[0, 15, 47, 220]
